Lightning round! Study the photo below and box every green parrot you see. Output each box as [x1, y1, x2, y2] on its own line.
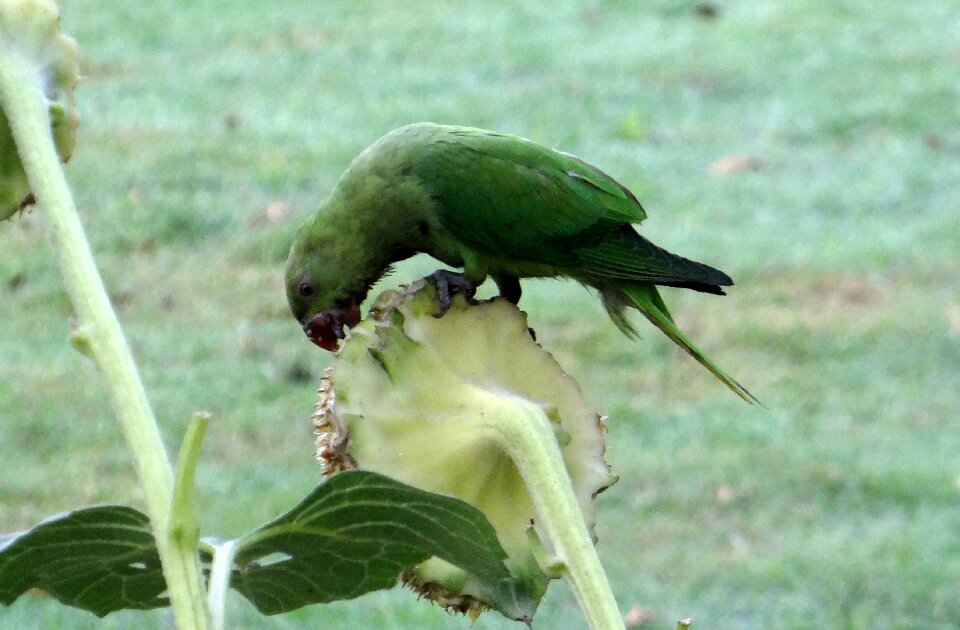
[286, 123, 756, 403]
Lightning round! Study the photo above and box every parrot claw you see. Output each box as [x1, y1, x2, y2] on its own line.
[427, 269, 477, 317]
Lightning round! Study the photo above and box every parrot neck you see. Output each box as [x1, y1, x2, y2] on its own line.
[319, 176, 433, 297]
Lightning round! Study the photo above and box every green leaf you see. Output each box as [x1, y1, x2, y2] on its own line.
[0, 505, 167, 616]
[0, 471, 538, 622]
[230, 469, 537, 621]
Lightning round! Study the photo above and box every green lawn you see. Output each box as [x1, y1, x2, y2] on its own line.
[2, 0, 958, 628]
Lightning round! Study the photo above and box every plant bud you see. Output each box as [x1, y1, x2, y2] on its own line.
[1, 0, 79, 220]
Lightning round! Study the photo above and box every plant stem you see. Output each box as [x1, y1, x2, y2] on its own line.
[0, 50, 209, 629]
[473, 388, 624, 630]
[171, 412, 209, 547]
[207, 540, 239, 630]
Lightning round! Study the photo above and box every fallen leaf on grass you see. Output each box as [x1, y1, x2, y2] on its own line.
[265, 199, 289, 223]
[694, 3, 719, 19]
[707, 154, 763, 175]
[923, 134, 943, 151]
[625, 603, 655, 627]
[715, 484, 735, 503]
[945, 303, 960, 332]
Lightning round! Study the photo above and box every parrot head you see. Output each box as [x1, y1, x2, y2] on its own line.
[285, 228, 366, 352]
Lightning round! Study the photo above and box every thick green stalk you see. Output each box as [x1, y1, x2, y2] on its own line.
[0, 49, 209, 629]
[469, 386, 624, 630]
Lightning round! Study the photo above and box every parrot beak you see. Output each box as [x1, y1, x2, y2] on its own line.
[302, 302, 362, 352]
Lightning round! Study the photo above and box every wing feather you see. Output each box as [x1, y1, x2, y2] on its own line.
[409, 125, 727, 287]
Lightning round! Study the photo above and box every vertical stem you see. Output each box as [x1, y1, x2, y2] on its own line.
[0, 51, 209, 628]
[207, 540, 239, 630]
[172, 412, 210, 546]
[475, 390, 624, 630]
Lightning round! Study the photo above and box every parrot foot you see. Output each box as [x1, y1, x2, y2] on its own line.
[427, 269, 477, 317]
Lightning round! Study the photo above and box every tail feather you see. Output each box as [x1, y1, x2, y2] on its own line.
[608, 283, 759, 404]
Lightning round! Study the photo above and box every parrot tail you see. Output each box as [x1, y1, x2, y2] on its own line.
[604, 283, 759, 404]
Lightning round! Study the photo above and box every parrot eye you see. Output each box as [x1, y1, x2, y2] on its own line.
[298, 280, 315, 298]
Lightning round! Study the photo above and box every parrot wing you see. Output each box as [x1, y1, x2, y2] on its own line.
[412, 127, 729, 288]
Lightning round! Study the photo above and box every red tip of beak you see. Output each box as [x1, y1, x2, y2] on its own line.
[303, 315, 341, 351]
[302, 303, 362, 352]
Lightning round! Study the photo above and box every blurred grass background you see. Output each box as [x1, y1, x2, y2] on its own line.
[1, 0, 958, 628]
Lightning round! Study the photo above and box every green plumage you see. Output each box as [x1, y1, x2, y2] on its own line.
[286, 123, 756, 403]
